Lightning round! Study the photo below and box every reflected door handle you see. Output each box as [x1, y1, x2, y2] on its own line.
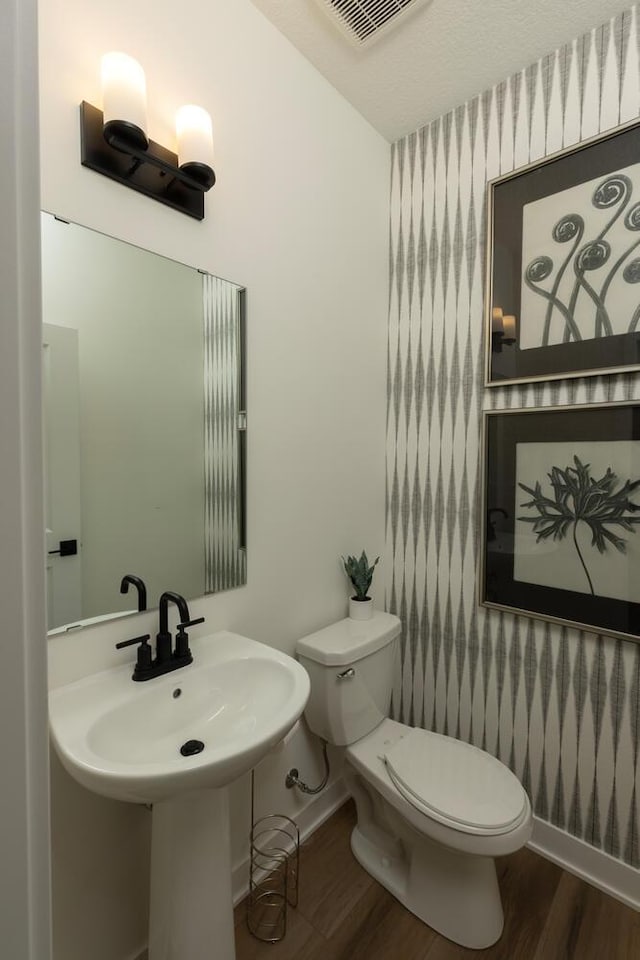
[48, 538, 78, 557]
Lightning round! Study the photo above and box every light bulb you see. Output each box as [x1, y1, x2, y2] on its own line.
[176, 105, 215, 188]
[101, 52, 148, 149]
[502, 315, 517, 339]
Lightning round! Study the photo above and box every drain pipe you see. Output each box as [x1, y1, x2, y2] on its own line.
[285, 740, 330, 795]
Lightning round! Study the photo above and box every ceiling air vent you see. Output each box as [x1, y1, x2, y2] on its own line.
[315, 0, 431, 47]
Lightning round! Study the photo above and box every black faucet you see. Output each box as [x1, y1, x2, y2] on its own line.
[116, 590, 204, 682]
[120, 574, 147, 612]
[156, 591, 191, 665]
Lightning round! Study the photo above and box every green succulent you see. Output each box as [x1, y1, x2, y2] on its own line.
[342, 550, 380, 600]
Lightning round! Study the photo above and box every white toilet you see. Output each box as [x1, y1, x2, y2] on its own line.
[297, 611, 533, 950]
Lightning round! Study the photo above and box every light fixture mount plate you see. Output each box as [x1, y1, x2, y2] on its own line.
[80, 101, 213, 221]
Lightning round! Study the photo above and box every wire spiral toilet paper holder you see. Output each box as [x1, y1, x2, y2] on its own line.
[246, 770, 300, 942]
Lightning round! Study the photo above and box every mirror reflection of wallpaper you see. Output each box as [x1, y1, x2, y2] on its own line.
[520, 162, 640, 349]
[204, 275, 246, 593]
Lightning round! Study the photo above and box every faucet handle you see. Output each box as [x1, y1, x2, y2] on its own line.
[115, 633, 151, 649]
[176, 617, 205, 630]
[115, 634, 153, 680]
[174, 617, 203, 661]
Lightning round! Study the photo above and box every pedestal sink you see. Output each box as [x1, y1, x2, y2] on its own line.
[49, 630, 310, 960]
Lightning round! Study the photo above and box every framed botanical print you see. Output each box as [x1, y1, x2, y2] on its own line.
[485, 118, 640, 386]
[480, 402, 640, 644]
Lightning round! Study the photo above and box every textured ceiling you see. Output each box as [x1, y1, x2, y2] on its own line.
[251, 0, 634, 141]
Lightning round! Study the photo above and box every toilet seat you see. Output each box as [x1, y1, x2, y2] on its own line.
[383, 728, 528, 836]
[347, 718, 533, 860]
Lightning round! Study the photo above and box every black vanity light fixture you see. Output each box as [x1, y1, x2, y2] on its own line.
[80, 52, 215, 221]
[491, 307, 516, 352]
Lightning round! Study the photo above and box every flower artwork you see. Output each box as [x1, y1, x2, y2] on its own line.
[482, 405, 640, 642]
[517, 453, 640, 597]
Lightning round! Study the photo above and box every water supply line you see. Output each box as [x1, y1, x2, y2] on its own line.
[285, 740, 330, 795]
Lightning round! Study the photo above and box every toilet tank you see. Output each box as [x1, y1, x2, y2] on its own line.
[297, 612, 401, 746]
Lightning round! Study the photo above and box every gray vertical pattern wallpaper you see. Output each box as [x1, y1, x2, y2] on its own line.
[203, 275, 246, 594]
[386, 6, 640, 867]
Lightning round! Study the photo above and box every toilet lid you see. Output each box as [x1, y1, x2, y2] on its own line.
[384, 729, 527, 833]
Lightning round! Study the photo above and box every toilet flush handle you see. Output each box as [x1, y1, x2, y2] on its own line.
[336, 667, 355, 680]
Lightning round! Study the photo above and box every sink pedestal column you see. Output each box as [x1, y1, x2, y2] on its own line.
[148, 788, 235, 960]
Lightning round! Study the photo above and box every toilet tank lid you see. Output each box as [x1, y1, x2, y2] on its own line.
[297, 612, 401, 666]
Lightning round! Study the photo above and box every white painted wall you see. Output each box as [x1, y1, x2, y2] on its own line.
[39, 0, 389, 957]
[0, 0, 51, 956]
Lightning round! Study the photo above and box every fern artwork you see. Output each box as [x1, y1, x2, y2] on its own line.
[520, 164, 640, 350]
[487, 122, 640, 386]
[515, 444, 640, 600]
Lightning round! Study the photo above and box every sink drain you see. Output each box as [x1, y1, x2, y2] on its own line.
[180, 739, 205, 757]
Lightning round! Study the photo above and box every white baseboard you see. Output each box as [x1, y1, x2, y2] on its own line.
[232, 777, 349, 905]
[528, 816, 640, 911]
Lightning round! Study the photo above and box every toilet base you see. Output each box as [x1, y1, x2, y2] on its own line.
[347, 773, 505, 950]
[350, 824, 503, 949]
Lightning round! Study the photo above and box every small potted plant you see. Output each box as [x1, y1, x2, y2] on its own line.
[342, 550, 379, 620]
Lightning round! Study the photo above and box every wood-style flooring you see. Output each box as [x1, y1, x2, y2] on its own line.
[234, 800, 640, 960]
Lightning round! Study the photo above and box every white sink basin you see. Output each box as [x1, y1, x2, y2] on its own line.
[49, 630, 310, 804]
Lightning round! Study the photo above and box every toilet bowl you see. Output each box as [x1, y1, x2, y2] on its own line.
[297, 612, 533, 949]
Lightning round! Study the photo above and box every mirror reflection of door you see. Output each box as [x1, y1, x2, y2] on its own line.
[43, 322, 82, 629]
[40, 213, 247, 635]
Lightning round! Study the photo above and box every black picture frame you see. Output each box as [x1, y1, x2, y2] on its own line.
[480, 402, 640, 644]
[485, 118, 640, 386]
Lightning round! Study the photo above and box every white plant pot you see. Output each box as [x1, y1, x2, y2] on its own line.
[349, 597, 373, 620]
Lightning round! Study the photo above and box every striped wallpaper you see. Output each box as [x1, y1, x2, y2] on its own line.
[386, 6, 640, 866]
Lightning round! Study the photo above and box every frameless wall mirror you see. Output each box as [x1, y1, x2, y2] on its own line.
[41, 213, 246, 635]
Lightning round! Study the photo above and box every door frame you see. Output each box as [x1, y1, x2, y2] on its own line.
[0, 0, 52, 955]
